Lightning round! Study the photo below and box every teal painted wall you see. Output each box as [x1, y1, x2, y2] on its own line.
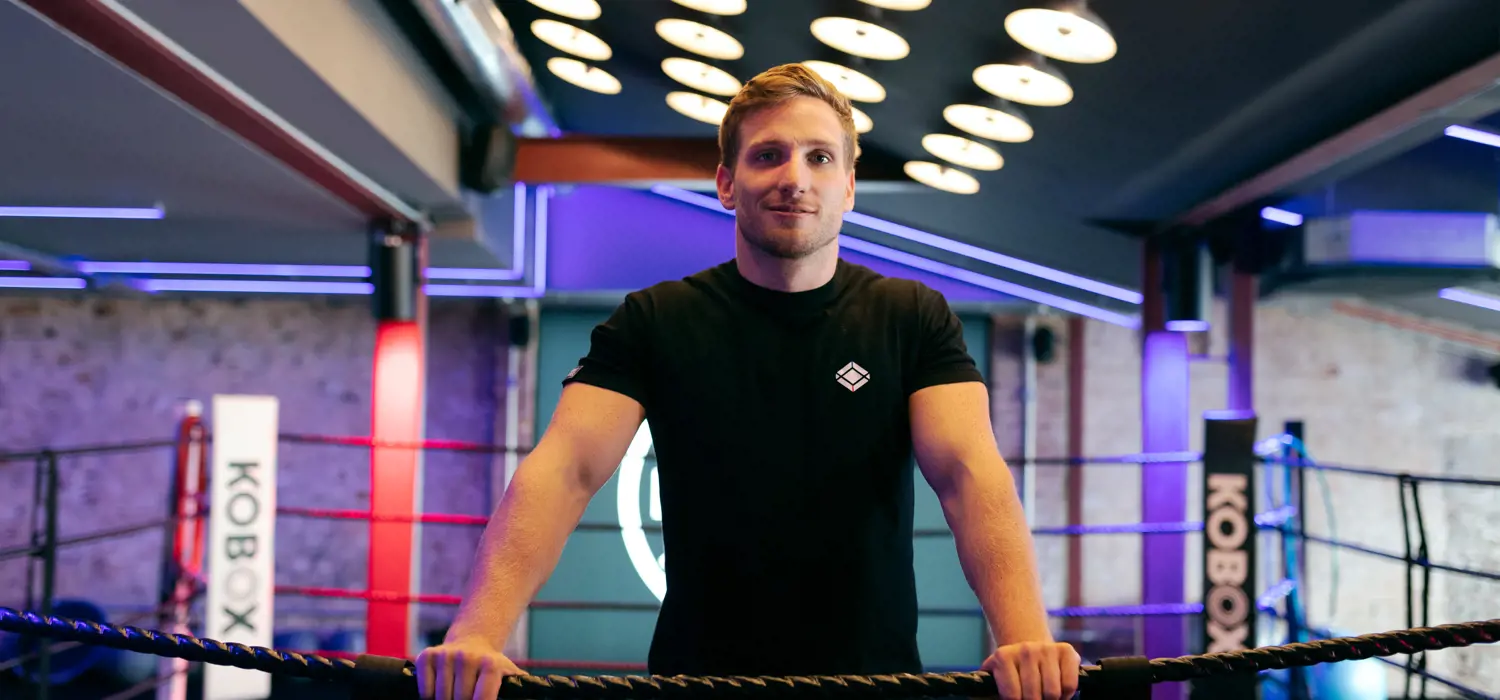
[530, 306, 993, 672]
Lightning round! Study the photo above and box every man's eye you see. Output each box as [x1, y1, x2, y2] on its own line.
[812, 153, 832, 164]
[756, 151, 777, 161]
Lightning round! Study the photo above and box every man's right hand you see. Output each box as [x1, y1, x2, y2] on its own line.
[415, 638, 524, 700]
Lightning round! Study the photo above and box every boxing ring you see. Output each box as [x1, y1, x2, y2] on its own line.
[1, 401, 1498, 699]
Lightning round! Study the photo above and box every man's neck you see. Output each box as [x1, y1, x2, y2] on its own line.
[734, 234, 839, 292]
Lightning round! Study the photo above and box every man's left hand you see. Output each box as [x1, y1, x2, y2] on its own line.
[980, 641, 1081, 700]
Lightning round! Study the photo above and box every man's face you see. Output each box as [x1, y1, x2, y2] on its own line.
[716, 96, 856, 260]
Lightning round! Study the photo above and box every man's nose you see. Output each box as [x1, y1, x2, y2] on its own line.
[777, 158, 810, 194]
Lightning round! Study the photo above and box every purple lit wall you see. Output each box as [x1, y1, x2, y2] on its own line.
[543, 185, 1019, 303]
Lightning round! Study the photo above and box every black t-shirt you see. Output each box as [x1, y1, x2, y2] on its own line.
[562, 258, 984, 677]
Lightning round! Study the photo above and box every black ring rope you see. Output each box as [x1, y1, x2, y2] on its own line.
[0, 607, 1495, 698]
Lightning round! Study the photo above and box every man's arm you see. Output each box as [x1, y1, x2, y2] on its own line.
[910, 380, 1051, 645]
[442, 382, 644, 644]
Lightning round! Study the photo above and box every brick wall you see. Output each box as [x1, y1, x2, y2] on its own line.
[0, 295, 510, 637]
[0, 291, 1495, 693]
[996, 296, 1499, 695]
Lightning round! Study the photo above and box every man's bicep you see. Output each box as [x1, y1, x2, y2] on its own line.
[910, 381, 996, 485]
[539, 382, 646, 493]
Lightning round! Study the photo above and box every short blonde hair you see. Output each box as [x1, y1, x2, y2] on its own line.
[718, 63, 859, 171]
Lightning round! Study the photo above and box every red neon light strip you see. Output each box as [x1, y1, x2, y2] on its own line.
[277, 506, 485, 526]
[368, 320, 426, 657]
[278, 585, 458, 605]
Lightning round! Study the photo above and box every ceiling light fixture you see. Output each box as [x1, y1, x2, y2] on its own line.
[547, 57, 622, 94]
[973, 55, 1072, 106]
[662, 57, 741, 96]
[667, 91, 730, 124]
[943, 102, 1033, 143]
[1005, 1, 1117, 64]
[525, 0, 601, 21]
[656, 18, 744, 60]
[851, 106, 874, 133]
[670, 0, 746, 15]
[802, 60, 886, 102]
[531, 19, 612, 61]
[857, 0, 931, 9]
[904, 161, 980, 195]
[810, 16, 910, 61]
[922, 134, 1004, 171]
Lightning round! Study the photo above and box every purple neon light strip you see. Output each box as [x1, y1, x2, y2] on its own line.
[0, 277, 87, 289]
[1033, 521, 1200, 535]
[644, 186, 1139, 327]
[0, 261, 521, 281]
[138, 279, 374, 294]
[651, 184, 1143, 304]
[78, 261, 369, 277]
[534, 185, 550, 294]
[1439, 286, 1500, 312]
[0, 205, 164, 219]
[1444, 124, 1500, 148]
[1047, 603, 1202, 618]
[1260, 207, 1303, 226]
[843, 238, 1139, 327]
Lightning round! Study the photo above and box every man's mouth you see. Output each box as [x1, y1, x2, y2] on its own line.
[767, 204, 816, 214]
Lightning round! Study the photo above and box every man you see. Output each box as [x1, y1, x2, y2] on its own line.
[417, 63, 1080, 700]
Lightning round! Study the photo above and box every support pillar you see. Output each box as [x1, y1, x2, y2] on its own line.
[1141, 239, 1190, 700]
[1226, 272, 1256, 412]
[368, 221, 429, 658]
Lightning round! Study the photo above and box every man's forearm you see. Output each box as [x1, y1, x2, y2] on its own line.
[444, 444, 594, 644]
[937, 456, 1052, 645]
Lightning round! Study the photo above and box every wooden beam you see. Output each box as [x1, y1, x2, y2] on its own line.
[1177, 49, 1500, 226]
[17, 0, 426, 226]
[512, 136, 917, 185]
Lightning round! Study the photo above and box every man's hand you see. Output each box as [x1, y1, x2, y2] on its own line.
[415, 637, 524, 700]
[980, 641, 1081, 700]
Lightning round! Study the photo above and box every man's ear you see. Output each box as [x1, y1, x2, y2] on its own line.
[843, 163, 856, 213]
[715, 163, 735, 210]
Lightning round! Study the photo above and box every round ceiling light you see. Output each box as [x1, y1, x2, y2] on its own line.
[547, 57, 621, 95]
[662, 57, 740, 96]
[667, 91, 730, 125]
[802, 60, 886, 103]
[943, 103, 1033, 143]
[858, 0, 931, 9]
[922, 134, 1003, 171]
[526, 0, 601, 21]
[973, 59, 1072, 106]
[670, 0, 746, 15]
[531, 19, 611, 61]
[904, 161, 980, 195]
[1005, 5, 1117, 64]
[810, 16, 909, 61]
[851, 105, 873, 134]
[656, 18, 744, 60]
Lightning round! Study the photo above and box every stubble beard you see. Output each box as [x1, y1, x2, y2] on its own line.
[739, 214, 839, 260]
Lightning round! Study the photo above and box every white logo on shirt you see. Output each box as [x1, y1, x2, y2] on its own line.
[836, 362, 870, 392]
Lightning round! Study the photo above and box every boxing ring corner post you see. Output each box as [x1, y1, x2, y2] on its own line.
[1195, 411, 1259, 700]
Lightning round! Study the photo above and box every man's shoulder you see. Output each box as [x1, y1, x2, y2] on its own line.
[621, 261, 735, 310]
[838, 260, 941, 309]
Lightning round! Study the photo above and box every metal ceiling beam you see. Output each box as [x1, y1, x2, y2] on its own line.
[1177, 49, 1500, 227]
[14, 0, 429, 228]
[512, 136, 920, 188]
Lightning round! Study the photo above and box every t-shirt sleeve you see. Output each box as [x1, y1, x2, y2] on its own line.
[907, 284, 985, 395]
[560, 292, 652, 408]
